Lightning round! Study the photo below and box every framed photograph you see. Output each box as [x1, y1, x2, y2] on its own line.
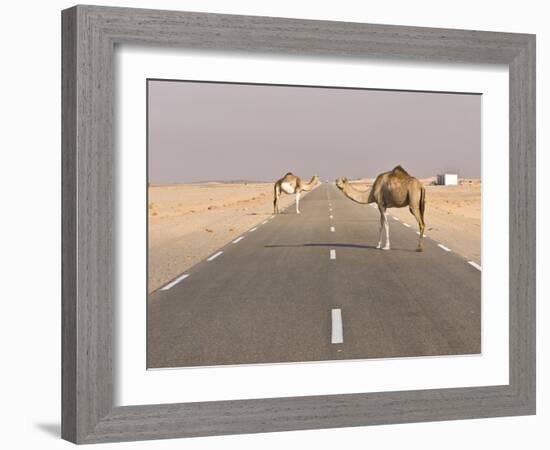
[62, 5, 535, 444]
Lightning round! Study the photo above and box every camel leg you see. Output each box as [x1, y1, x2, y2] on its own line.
[296, 192, 301, 214]
[376, 213, 384, 249]
[410, 207, 425, 252]
[376, 206, 389, 249]
[383, 211, 391, 250]
[273, 187, 280, 214]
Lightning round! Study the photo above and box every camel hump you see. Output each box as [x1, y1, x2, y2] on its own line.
[284, 172, 294, 176]
[391, 165, 409, 176]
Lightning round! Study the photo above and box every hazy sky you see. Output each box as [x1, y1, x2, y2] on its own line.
[148, 80, 481, 184]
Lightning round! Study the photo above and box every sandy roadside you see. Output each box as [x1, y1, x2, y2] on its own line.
[351, 179, 481, 264]
[148, 183, 299, 292]
[148, 180, 481, 292]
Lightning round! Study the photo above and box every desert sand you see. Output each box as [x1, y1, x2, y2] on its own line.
[148, 179, 481, 292]
[148, 183, 296, 292]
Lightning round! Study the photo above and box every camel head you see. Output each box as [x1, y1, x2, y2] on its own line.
[311, 175, 321, 186]
[335, 177, 348, 190]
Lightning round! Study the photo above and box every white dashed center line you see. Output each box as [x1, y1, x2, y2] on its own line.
[161, 274, 189, 291]
[207, 251, 224, 261]
[402, 223, 411, 228]
[232, 236, 244, 244]
[329, 215, 334, 219]
[330, 249, 336, 260]
[249, 227, 257, 232]
[261, 220, 268, 225]
[437, 244, 451, 252]
[330, 226, 335, 232]
[393, 216, 400, 221]
[331, 308, 343, 344]
[468, 261, 482, 271]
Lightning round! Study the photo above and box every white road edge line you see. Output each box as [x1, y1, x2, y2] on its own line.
[261, 220, 268, 225]
[207, 251, 224, 261]
[161, 274, 189, 291]
[330, 226, 335, 232]
[468, 261, 482, 271]
[249, 227, 257, 232]
[402, 223, 411, 228]
[232, 236, 244, 244]
[437, 244, 451, 252]
[330, 249, 336, 260]
[331, 308, 343, 344]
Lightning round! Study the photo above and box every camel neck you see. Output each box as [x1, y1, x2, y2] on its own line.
[342, 184, 371, 204]
[301, 179, 317, 191]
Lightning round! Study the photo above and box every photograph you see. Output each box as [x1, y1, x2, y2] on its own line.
[146, 79, 482, 369]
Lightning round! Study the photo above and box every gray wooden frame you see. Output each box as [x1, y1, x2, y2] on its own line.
[62, 4, 536, 444]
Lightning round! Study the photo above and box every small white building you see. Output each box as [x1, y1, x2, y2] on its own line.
[436, 173, 458, 185]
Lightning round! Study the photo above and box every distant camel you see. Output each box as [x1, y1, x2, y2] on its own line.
[336, 166, 426, 251]
[273, 173, 321, 214]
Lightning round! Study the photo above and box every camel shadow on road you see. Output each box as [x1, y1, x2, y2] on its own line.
[264, 243, 417, 252]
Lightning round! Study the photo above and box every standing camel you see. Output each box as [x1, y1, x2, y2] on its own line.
[335, 166, 426, 251]
[273, 173, 321, 214]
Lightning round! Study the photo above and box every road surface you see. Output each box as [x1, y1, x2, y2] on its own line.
[147, 183, 481, 368]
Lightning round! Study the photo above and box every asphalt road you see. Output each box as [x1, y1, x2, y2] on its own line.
[147, 183, 481, 368]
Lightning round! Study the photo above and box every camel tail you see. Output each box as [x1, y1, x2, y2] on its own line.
[419, 186, 426, 224]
